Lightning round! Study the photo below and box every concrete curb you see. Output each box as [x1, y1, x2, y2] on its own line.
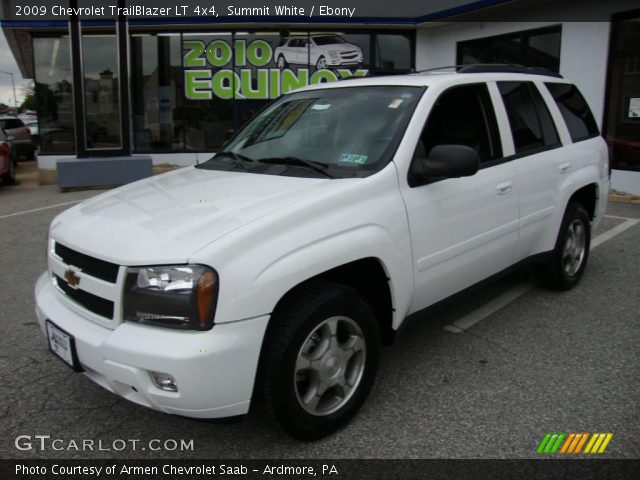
[609, 194, 640, 205]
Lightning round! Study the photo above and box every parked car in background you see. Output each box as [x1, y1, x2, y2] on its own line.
[0, 129, 16, 184]
[275, 34, 363, 70]
[0, 116, 36, 160]
[25, 120, 39, 145]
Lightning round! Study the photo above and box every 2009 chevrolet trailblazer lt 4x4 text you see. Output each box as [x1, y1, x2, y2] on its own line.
[36, 66, 609, 440]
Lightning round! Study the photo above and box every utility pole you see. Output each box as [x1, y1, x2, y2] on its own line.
[0, 71, 17, 113]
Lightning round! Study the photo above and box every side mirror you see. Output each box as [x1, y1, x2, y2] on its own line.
[414, 144, 480, 180]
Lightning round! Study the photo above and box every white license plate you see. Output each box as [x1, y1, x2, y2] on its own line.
[46, 320, 80, 371]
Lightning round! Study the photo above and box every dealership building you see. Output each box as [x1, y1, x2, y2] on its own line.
[1, 0, 639, 193]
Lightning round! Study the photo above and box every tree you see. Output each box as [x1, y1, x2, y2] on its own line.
[19, 85, 36, 112]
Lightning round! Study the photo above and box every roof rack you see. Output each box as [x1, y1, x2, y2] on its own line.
[412, 64, 563, 79]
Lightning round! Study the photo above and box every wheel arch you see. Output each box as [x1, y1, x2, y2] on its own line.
[567, 182, 598, 221]
[270, 257, 395, 346]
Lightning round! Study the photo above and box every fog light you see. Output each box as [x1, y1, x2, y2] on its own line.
[150, 371, 178, 392]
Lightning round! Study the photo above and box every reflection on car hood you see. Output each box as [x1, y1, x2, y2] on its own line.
[51, 166, 330, 265]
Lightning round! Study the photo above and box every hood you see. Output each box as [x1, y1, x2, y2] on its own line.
[51, 167, 329, 265]
[324, 43, 360, 52]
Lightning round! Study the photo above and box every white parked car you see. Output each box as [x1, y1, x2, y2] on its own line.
[25, 120, 38, 140]
[274, 34, 363, 70]
[35, 66, 609, 440]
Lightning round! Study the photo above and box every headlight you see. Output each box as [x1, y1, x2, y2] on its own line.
[123, 265, 218, 330]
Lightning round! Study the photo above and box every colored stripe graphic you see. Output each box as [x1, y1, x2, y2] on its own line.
[537, 434, 552, 453]
[559, 433, 575, 453]
[537, 433, 565, 454]
[539, 433, 613, 454]
[573, 433, 589, 453]
[584, 433, 614, 454]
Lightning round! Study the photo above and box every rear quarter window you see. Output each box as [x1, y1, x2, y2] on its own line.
[545, 83, 599, 142]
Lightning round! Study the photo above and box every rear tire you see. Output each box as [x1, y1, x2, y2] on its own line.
[537, 202, 590, 291]
[257, 281, 380, 441]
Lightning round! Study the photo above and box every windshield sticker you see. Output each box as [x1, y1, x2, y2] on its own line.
[311, 103, 332, 111]
[339, 153, 368, 165]
[388, 99, 404, 109]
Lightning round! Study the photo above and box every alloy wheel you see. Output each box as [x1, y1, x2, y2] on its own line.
[562, 219, 586, 276]
[294, 316, 366, 416]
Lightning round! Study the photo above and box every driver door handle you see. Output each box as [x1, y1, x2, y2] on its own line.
[496, 181, 513, 195]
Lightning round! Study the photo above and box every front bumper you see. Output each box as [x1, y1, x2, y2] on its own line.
[35, 272, 269, 418]
[327, 58, 363, 67]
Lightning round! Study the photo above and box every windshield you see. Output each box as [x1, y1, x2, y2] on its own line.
[198, 86, 423, 178]
[314, 36, 345, 45]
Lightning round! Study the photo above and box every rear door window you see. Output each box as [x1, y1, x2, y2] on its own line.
[545, 83, 599, 142]
[498, 81, 559, 155]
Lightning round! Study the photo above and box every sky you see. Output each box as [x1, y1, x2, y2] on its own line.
[0, 30, 33, 108]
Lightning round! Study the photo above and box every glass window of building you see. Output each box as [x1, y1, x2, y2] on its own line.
[130, 33, 182, 152]
[181, 32, 234, 151]
[604, 17, 640, 172]
[374, 33, 412, 72]
[458, 26, 561, 73]
[33, 36, 75, 154]
[234, 31, 283, 129]
[81, 34, 122, 149]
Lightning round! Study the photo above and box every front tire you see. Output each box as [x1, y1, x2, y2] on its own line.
[276, 55, 287, 70]
[537, 202, 590, 291]
[258, 281, 380, 441]
[316, 56, 327, 70]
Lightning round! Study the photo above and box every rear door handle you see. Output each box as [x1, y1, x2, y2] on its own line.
[559, 162, 571, 174]
[496, 181, 513, 195]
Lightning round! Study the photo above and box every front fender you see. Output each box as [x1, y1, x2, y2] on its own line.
[215, 224, 413, 329]
[191, 165, 414, 328]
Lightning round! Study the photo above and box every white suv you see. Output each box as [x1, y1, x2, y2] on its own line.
[35, 67, 609, 440]
[274, 34, 364, 70]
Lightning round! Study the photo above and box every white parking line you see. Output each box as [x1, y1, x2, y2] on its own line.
[443, 281, 535, 333]
[591, 217, 640, 249]
[443, 214, 640, 333]
[0, 200, 82, 220]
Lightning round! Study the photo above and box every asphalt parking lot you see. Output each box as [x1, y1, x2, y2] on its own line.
[1, 164, 639, 459]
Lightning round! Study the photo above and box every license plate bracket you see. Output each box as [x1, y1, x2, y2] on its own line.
[45, 320, 82, 372]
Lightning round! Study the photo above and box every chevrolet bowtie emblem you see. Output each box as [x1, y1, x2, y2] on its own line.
[64, 269, 81, 287]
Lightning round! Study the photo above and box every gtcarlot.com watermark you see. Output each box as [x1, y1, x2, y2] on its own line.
[15, 434, 194, 452]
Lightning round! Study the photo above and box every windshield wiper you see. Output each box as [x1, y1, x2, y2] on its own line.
[256, 156, 335, 179]
[211, 151, 256, 171]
